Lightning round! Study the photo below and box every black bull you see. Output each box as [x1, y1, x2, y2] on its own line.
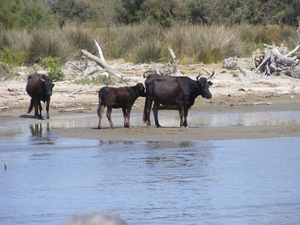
[26, 73, 54, 119]
[143, 74, 213, 127]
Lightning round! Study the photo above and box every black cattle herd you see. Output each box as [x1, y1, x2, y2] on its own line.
[25, 72, 213, 128]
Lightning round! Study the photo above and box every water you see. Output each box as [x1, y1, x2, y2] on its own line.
[1, 110, 300, 225]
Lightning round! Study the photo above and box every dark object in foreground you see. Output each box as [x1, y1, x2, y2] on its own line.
[26, 73, 54, 119]
[143, 74, 213, 127]
[60, 211, 127, 225]
[97, 83, 146, 129]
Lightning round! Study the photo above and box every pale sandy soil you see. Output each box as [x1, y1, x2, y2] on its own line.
[1, 60, 300, 141]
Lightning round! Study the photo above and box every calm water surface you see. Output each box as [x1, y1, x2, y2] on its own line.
[1, 111, 300, 225]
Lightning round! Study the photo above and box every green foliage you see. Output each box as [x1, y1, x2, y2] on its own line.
[0, 47, 27, 66]
[27, 29, 78, 64]
[115, 0, 144, 24]
[142, 0, 188, 27]
[41, 57, 65, 81]
[75, 75, 116, 86]
[0, 0, 57, 30]
[1, 0, 300, 31]
[46, 0, 92, 28]
[131, 39, 163, 63]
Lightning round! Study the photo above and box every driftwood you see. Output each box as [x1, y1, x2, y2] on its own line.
[236, 23, 300, 78]
[81, 49, 131, 83]
[142, 48, 183, 78]
[71, 39, 131, 83]
[168, 47, 183, 76]
[236, 42, 299, 78]
[81, 40, 131, 82]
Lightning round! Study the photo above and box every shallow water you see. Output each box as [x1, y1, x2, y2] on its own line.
[1, 111, 300, 225]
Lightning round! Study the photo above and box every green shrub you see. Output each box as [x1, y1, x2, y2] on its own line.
[75, 74, 116, 86]
[0, 47, 27, 66]
[131, 39, 163, 63]
[28, 29, 78, 64]
[41, 57, 65, 81]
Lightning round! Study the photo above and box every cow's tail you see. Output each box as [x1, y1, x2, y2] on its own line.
[97, 89, 102, 117]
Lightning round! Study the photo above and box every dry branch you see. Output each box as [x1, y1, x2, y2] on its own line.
[73, 39, 132, 83]
[81, 50, 131, 83]
[168, 47, 183, 76]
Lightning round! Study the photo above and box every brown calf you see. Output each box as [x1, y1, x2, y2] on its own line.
[97, 83, 146, 129]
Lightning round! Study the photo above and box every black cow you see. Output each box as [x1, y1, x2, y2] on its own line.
[143, 74, 213, 127]
[26, 73, 54, 119]
[97, 83, 146, 129]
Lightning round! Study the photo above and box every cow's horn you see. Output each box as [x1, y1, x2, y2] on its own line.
[209, 71, 215, 79]
[196, 74, 201, 80]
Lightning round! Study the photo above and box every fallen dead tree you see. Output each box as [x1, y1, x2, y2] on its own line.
[71, 39, 131, 83]
[234, 43, 300, 78]
[228, 22, 300, 79]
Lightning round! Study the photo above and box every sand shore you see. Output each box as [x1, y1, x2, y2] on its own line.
[1, 62, 300, 141]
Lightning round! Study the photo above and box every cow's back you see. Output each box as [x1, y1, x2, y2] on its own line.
[145, 75, 194, 105]
[26, 73, 41, 97]
[99, 86, 134, 108]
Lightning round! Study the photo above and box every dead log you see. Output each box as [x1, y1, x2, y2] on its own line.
[236, 64, 262, 78]
[79, 40, 131, 83]
[272, 47, 298, 66]
[255, 47, 271, 73]
[81, 50, 131, 83]
[168, 47, 183, 76]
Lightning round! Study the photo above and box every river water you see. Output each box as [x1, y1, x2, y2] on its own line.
[1, 111, 300, 225]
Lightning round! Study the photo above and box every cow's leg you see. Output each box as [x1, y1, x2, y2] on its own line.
[126, 107, 132, 128]
[97, 105, 105, 129]
[38, 101, 43, 119]
[178, 105, 184, 127]
[122, 107, 128, 127]
[28, 98, 34, 113]
[106, 107, 114, 129]
[33, 99, 39, 118]
[153, 101, 161, 127]
[45, 100, 50, 119]
[183, 107, 189, 127]
[143, 97, 153, 126]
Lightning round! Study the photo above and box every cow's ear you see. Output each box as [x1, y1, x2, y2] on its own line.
[208, 81, 213, 86]
[52, 84, 55, 88]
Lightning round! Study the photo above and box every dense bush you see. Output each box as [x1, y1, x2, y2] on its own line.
[41, 57, 65, 81]
[0, 0, 57, 30]
[0, 23, 299, 67]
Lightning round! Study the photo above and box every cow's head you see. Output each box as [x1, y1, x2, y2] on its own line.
[136, 82, 146, 97]
[196, 73, 213, 99]
[41, 76, 55, 96]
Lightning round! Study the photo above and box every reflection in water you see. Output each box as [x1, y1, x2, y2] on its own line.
[28, 123, 55, 145]
[99, 140, 134, 146]
[0, 138, 300, 225]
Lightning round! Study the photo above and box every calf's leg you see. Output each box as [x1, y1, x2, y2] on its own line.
[122, 107, 130, 128]
[106, 107, 114, 129]
[97, 105, 105, 129]
[124, 107, 132, 128]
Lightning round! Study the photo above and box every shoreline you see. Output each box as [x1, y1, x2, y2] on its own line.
[1, 98, 300, 142]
